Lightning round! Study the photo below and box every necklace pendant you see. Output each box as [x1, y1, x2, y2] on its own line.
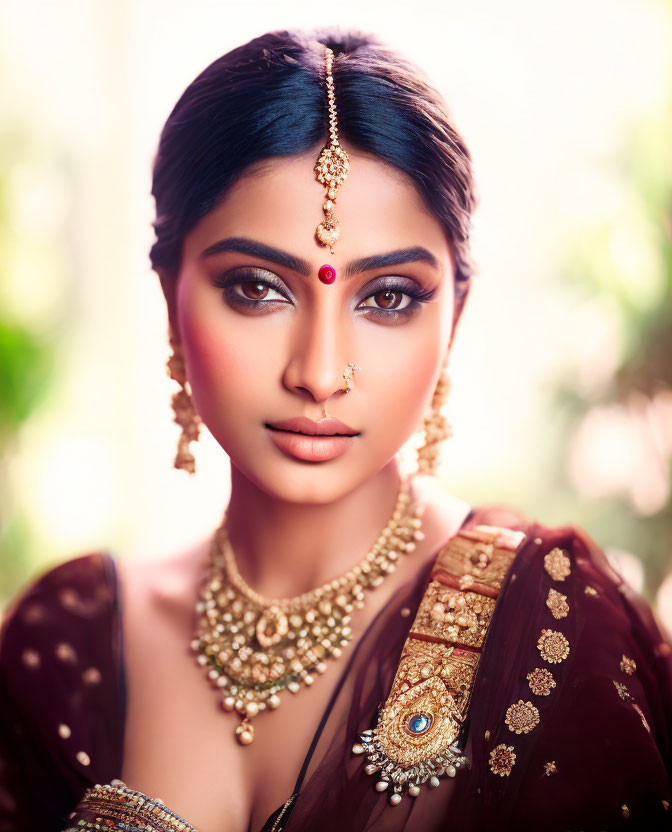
[235, 718, 255, 745]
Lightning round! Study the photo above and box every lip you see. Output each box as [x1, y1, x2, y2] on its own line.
[265, 417, 359, 462]
[266, 416, 359, 436]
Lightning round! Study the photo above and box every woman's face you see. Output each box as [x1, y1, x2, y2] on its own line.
[165, 144, 456, 503]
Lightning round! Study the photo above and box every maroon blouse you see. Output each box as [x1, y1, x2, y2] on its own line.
[1, 505, 671, 831]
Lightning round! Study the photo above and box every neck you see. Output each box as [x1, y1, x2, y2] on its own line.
[223, 459, 418, 598]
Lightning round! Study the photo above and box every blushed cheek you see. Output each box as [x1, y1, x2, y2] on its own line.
[176, 283, 247, 424]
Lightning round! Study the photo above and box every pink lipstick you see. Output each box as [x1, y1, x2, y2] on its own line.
[265, 416, 360, 462]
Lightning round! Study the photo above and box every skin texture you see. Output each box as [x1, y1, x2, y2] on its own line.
[159, 141, 462, 600]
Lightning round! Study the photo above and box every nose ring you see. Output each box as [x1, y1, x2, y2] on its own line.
[324, 362, 361, 417]
[342, 362, 361, 394]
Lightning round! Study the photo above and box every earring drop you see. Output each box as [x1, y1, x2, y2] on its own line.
[166, 335, 201, 474]
[416, 364, 453, 476]
[318, 264, 336, 284]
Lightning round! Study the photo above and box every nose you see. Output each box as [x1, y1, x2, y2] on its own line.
[282, 303, 356, 408]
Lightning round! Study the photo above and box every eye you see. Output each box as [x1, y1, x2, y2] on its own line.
[212, 268, 291, 311]
[230, 279, 288, 304]
[359, 288, 413, 312]
[356, 278, 437, 322]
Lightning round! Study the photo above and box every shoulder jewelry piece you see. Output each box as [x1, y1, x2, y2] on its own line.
[315, 46, 350, 254]
[191, 476, 425, 745]
[353, 524, 526, 804]
[342, 362, 361, 393]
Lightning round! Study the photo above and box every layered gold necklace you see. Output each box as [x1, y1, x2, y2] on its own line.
[191, 476, 425, 744]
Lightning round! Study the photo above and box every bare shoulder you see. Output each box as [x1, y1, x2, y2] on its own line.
[115, 537, 212, 635]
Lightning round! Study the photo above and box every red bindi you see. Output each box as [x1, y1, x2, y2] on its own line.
[318, 264, 336, 284]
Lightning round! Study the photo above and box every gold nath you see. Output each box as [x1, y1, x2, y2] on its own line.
[314, 46, 350, 254]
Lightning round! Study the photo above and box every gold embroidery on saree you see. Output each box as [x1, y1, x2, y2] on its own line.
[537, 628, 570, 663]
[504, 699, 540, 734]
[527, 666, 556, 696]
[489, 743, 516, 776]
[614, 679, 634, 702]
[353, 525, 525, 805]
[545, 588, 569, 619]
[620, 654, 636, 675]
[543, 547, 571, 581]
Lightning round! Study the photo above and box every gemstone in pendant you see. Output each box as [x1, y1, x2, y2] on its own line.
[406, 713, 433, 735]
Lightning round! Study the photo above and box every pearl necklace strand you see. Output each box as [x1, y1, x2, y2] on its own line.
[191, 476, 426, 744]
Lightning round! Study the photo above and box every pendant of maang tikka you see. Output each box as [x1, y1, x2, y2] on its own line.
[191, 476, 426, 745]
[315, 46, 350, 255]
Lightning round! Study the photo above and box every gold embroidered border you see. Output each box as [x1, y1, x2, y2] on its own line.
[357, 525, 524, 797]
[411, 582, 497, 649]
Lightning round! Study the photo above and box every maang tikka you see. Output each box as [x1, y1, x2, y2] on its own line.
[314, 46, 350, 255]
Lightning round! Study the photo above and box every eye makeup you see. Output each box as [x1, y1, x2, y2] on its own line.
[211, 267, 438, 322]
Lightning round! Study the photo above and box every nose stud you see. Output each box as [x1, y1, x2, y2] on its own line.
[318, 264, 336, 284]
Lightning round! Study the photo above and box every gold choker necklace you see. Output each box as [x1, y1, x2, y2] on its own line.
[191, 476, 425, 745]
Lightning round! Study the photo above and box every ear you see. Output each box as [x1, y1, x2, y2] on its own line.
[157, 267, 181, 346]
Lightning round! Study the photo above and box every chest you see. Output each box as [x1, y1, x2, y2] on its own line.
[118, 561, 361, 832]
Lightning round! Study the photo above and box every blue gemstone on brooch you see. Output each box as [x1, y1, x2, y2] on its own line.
[407, 713, 433, 735]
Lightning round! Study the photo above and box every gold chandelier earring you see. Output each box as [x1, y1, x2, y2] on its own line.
[166, 334, 201, 474]
[415, 362, 454, 476]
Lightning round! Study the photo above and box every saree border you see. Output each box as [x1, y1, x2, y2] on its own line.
[352, 524, 526, 805]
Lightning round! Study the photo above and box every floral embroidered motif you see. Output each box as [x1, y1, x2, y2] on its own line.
[537, 629, 570, 664]
[663, 799, 670, 811]
[584, 585, 598, 596]
[505, 700, 540, 734]
[621, 804, 630, 819]
[543, 547, 571, 581]
[489, 744, 516, 776]
[613, 680, 634, 702]
[620, 654, 636, 675]
[545, 588, 569, 619]
[527, 667, 556, 696]
[544, 760, 557, 776]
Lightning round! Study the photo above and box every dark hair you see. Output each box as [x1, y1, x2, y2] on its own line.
[150, 28, 478, 325]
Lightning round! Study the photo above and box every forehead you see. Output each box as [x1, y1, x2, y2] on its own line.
[182, 144, 452, 270]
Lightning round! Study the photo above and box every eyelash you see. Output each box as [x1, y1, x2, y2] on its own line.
[213, 270, 437, 322]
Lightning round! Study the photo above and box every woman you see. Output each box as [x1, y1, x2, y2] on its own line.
[0, 28, 670, 832]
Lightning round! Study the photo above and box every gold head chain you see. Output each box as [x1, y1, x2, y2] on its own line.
[314, 46, 350, 254]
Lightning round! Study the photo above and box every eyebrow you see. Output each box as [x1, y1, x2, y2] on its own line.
[200, 236, 440, 278]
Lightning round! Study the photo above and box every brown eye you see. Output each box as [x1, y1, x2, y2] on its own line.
[241, 281, 270, 300]
[371, 290, 406, 310]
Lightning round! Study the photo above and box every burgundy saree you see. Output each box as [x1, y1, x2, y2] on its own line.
[1, 505, 670, 831]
